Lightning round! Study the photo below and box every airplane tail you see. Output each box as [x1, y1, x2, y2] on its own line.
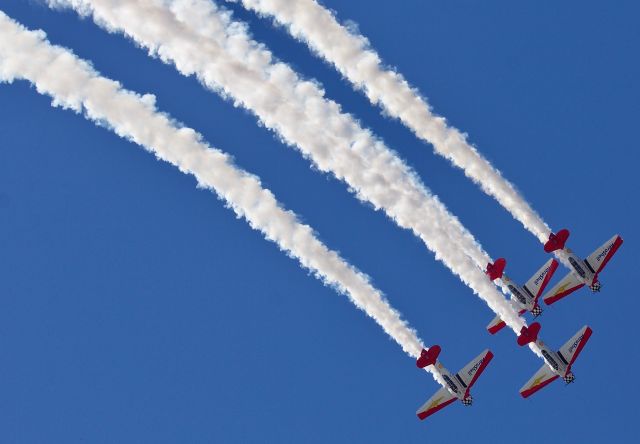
[485, 258, 506, 281]
[517, 322, 541, 346]
[544, 229, 570, 253]
[416, 345, 441, 368]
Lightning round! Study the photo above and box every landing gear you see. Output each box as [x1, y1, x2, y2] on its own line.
[564, 373, 575, 384]
[590, 282, 601, 292]
[532, 306, 543, 317]
[462, 396, 473, 406]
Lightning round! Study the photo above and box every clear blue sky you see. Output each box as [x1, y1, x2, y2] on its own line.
[1, 1, 638, 442]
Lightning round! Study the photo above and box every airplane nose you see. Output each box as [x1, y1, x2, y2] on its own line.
[532, 306, 543, 317]
[564, 373, 575, 384]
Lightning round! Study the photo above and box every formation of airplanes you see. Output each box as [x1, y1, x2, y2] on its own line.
[416, 229, 623, 420]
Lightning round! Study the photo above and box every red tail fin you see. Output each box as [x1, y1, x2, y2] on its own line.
[485, 258, 506, 281]
[544, 229, 570, 253]
[416, 345, 441, 368]
[517, 322, 541, 346]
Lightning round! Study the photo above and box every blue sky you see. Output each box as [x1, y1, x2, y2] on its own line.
[0, 1, 638, 442]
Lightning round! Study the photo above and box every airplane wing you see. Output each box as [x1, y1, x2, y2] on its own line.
[487, 309, 525, 335]
[456, 349, 494, 392]
[523, 258, 559, 302]
[557, 325, 593, 369]
[487, 314, 507, 335]
[584, 234, 623, 277]
[416, 386, 457, 420]
[519, 363, 560, 398]
[542, 272, 585, 305]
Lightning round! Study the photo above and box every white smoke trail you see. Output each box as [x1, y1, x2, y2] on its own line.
[45, 0, 530, 336]
[233, 0, 553, 243]
[0, 11, 449, 379]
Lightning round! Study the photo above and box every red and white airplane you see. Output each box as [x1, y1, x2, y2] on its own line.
[541, 229, 623, 305]
[415, 346, 493, 420]
[516, 322, 592, 398]
[485, 257, 559, 334]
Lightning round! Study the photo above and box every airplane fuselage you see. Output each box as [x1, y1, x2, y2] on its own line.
[434, 362, 471, 402]
[502, 274, 536, 311]
[536, 341, 574, 382]
[562, 248, 597, 288]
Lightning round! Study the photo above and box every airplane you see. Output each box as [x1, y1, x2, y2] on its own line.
[541, 229, 623, 305]
[485, 257, 559, 334]
[415, 346, 493, 420]
[516, 322, 592, 398]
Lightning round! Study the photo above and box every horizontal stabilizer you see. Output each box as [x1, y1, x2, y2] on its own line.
[416, 346, 441, 369]
[485, 258, 506, 281]
[544, 229, 570, 253]
[517, 322, 541, 346]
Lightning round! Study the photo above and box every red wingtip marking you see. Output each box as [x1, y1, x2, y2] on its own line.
[536, 259, 560, 299]
[487, 320, 507, 335]
[417, 396, 457, 420]
[467, 350, 494, 391]
[544, 283, 585, 305]
[568, 327, 593, 367]
[594, 235, 624, 276]
[520, 375, 560, 398]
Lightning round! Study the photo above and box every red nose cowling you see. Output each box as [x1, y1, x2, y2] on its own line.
[416, 345, 441, 368]
[517, 322, 541, 346]
[485, 258, 507, 281]
[544, 229, 570, 253]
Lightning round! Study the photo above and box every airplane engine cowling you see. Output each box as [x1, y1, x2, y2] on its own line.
[532, 305, 543, 317]
[564, 373, 575, 384]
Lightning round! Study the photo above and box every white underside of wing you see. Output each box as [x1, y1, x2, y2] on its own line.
[542, 272, 583, 305]
[585, 234, 622, 274]
[416, 386, 457, 419]
[520, 363, 559, 398]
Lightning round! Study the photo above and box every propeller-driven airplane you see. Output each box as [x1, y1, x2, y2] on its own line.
[415, 346, 493, 420]
[412, 230, 619, 419]
[516, 322, 592, 398]
[542, 229, 623, 305]
[485, 257, 559, 334]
